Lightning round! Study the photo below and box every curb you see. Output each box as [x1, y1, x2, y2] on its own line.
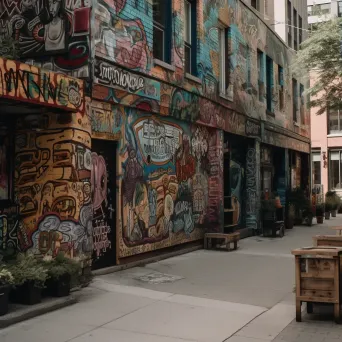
[92, 245, 203, 276]
[0, 296, 77, 329]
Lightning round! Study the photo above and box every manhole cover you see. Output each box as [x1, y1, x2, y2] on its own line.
[136, 272, 184, 284]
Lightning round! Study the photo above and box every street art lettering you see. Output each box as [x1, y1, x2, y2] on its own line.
[0, 206, 19, 257]
[246, 147, 258, 230]
[245, 119, 261, 137]
[96, 61, 144, 92]
[89, 101, 122, 141]
[133, 118, 182, 164]
[0, 58, 84, 112]
[94, 60, 161, 100]
[93, 221, 111, 257]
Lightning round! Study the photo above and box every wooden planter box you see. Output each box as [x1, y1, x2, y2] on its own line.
[313, 235, 342, 248]
[292, 247, 342, 323]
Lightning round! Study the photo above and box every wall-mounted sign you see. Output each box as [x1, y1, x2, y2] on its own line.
[94, 60, 160, 101]
[245, 119, 261, 137]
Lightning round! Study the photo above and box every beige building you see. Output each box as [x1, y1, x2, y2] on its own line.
[242, 0, 308, 49]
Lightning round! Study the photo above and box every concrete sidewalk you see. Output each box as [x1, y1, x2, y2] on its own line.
[0, 216, 340, 342]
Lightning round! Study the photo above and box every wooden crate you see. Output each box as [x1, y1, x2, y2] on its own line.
[292, 247, 342, 323]
[313, 235, 342, 247]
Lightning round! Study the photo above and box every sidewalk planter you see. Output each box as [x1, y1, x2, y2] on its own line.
[0, 268, 14, 316]
[0, 285, 11, 316]
[11, 281, 42, 305]
[317, 216, 324, 224]
[46, 273, 71, 297]
[325, 212, 330, 220]
[292, 246, 342, 324]
[332, 210, 337, 217]
[316, 204, 325, 224]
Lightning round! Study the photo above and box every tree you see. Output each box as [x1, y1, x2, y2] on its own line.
[294, 17, 342, 115]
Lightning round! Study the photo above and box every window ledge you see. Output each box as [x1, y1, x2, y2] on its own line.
[185, 73, 202, 84]
[219, 92, 233, 102]
[328, 133, 342, 138]
[294, 122, 300, 127]
[266, 109, 275, 117]
[153, 59, 175, 72]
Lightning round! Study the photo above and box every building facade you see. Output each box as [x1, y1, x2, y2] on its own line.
[0, 0, 310, 268]
[308, 1, 342, 197]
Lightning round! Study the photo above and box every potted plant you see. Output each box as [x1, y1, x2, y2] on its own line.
[44, 253, 81, 297]
[332, 193, 341, 217]
[0, 267, 14, 316]
[286, 204, 295, 229]
[303, 204, 314, 226]
[10, 255, 48, 305]
[324, 200, 332, 220]
[316, 204, 324, 224]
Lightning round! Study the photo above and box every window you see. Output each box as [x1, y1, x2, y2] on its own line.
[278, 65, 284, 111]
[299, 83, 305, 123]
[219, 27, 230, 96]
[153, 0, 171, 62]
[299, 16, 302, 46]
[328, 106, 342, 133]
[266, 56, 273, 112]
[339, 1, 342, 17]
[312, 152, 321, 185]
[287, 0, 292, 48]
[330, 151, 342, 189]
[184, 0, 197, 75]
[251, 0, 259, 10]
[292, 78, 298, 122]
[293, 8, 298, 51]
[257, 49, 264, 101]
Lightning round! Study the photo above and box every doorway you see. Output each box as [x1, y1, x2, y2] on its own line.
[91, 139, 117, 270]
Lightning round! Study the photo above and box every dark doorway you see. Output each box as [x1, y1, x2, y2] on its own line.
[91, 139, 117, 270]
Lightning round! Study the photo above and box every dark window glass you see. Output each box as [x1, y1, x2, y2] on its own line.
[266, 56, 273, 112]
[292, 78, 298, 122]
[153, 0, 171, 62]
[184, 0, 197, 75]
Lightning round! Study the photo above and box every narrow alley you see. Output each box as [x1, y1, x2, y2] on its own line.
[1, 219, 341, 342]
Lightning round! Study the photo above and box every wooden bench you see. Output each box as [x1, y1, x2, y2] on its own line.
[332, 227, 342, 236]
[204, 232, 240, 251]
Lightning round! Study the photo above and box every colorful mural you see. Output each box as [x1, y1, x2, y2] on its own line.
[118, 108, 223, 258]
[0, 58, 85, 112]
[15, 111, 92, 261]
[0, 0, 91, 77]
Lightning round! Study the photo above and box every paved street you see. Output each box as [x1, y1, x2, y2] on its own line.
[1, 217, 342, 341]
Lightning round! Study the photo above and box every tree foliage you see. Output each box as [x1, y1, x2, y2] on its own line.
[294, 17, 342, 115]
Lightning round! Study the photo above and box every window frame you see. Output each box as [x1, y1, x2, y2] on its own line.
[312, 151, 321, 185]
[292, 78, 298, 123]
[287, 0, 292, 48]
[184, 0, 197, 76]
[278, 65, 284, 111]
[219, 27, 230, 96]
[152, 0, 172, 63]
[299, 15, 302, 46]
[257, 49, 264, 102]
[328, 106, 342, 134]
[266, 55, 273, 113]
[293, 8, 298, 51]
[329, 150, 342, 189]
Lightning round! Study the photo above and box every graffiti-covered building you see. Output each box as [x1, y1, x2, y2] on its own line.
[0, 0, 310, 267]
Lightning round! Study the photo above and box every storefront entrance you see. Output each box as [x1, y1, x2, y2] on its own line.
[91, 139, 117, 270]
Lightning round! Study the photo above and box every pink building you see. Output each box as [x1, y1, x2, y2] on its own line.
[311, 99, 342, 196]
